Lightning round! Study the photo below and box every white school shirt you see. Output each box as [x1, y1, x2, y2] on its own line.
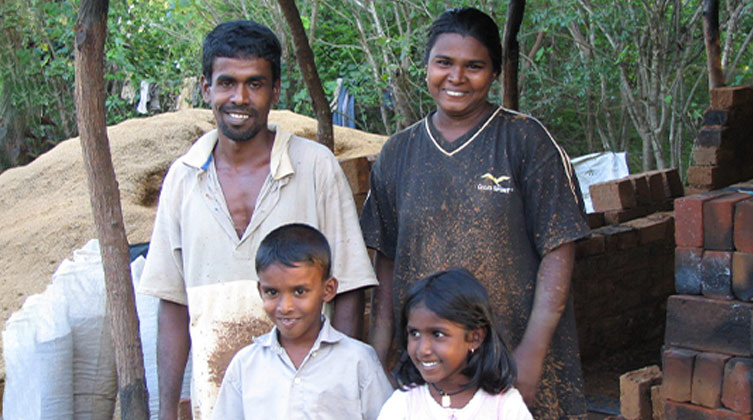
[138, 126, 378, 419]
[377, 383, 533, 420]
[212, 316, 393, 420]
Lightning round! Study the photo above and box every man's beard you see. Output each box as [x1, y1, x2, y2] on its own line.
[218, 106, 264, 142]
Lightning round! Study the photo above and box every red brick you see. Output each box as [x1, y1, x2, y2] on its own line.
[664, 168, 685, 198]
[735, 198, 753, 253]
[702, 108, 752, 126]
[575, 233, 606, 258]
[591, 178, 638, 211]
[621, 365, 662, 420]
[733, 252, 753, 302]
[688, 166, 736, 189]
[623, 214, 673, 245]
[694, 146, 736, 166]
[722, 357, 753, 414]
[646, 170, 672, 203]
[665, 295, 753, 357]
[588, 211, 605, 228]
[604, 207, 650, 225]
[675, 191, 735, 247]
[664, 348, 698, 402]
[628, 173, 653, 206]
[702, 251, 735, 300]
[704, 193, 752, 250]
[665, 400, 753, 420]
[693, 352, 732, 408]
[338, 156, 371, 195]
[595, 225, 640, 251]
[676, 247, 704, 295]
[696, 127, 738, 148]
[653, 385, 667, 420]
[710, 86, 753, 110]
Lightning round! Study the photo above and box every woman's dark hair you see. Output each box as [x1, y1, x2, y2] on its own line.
[393, 268, 516, 394]
[202, 20, 282, 83]
[424, 7, 502, 77]
[255, 223, 331, 280]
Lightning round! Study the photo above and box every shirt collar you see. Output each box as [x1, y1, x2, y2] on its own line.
[258, 315, 344, 353]
[181, 123, 295, 180]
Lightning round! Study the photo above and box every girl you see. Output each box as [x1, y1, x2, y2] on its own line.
[377, 269, 533, 419]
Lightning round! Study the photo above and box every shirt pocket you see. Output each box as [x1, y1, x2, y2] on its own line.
[314, 388, 362, 420]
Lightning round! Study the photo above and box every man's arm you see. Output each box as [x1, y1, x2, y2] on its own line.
[332, 288, 365, 339]
[368, 252, 395, 370]
[157, 299, 191, 420]
[513, 241, 575, 406]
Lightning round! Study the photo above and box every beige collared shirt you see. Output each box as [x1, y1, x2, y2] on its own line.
[212, 316, 393, 420]
[138, 125, 377, 420]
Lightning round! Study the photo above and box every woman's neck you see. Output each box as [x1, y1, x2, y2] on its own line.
[431, 101, 494, 143]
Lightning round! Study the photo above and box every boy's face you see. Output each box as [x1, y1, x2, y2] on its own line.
[257, 263, 337, 350]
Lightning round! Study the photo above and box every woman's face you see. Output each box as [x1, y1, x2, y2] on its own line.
[425, 33, 496, 120]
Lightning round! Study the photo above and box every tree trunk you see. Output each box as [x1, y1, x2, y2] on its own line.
[277, 0, 334, 150]
[503, 0, 525, 110]
[74, 1, 149, 419]
[703, 0, 724, 90]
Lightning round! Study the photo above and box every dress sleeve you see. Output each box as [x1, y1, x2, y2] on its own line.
[376, 389, 409, 420]
[314, 150, 378, 293]
[137, 163, 188, 304]
[359, 147, 399, 259]
[517, 118, 590, 256]
[211, 355, 245, 420]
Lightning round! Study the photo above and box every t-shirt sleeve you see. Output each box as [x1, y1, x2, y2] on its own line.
[376, 389, 408, 420]
[211, 355, 245, 420]
[137, 164, 188, 305]
[518, 118, 590, 256]
[314, 150, 378, 293]
[360, 347, 395, 420]
[359, 146, 399, 259]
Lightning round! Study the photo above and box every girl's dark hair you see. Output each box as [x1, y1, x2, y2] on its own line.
[202, 20, 282, 83]
[424, 7, 502, 77]
[393, 268, 516, 394]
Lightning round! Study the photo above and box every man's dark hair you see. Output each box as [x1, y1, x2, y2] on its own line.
[202, 20, 282, 83]
[424, 7, 502, 77]
[256, 223, 332, 279]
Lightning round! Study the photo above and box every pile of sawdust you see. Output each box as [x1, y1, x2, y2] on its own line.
[0, 108, 386, 378]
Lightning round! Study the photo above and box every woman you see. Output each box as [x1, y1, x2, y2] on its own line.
[360, 7, 591, 420]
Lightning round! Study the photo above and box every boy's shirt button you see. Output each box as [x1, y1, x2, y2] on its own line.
[311, 351, 317, 357]
[294, 377, 301, 384]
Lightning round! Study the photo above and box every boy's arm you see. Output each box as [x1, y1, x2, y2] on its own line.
[369, 252, 395, 370]
[157, 299, 190, 420]
[512, 241, 575, 406]
[332, 288, 365, 339]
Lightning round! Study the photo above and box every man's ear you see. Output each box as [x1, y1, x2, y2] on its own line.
[272, 78, 281, 105]
[200, 75, 211, 103]
[322, 277, 338, 303]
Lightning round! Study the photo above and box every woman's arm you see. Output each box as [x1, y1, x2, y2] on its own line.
[369, 252, 395, 370]
[512, 241, 575, 405]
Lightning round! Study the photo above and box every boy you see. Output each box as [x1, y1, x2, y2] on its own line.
[212, 224, 393, 420]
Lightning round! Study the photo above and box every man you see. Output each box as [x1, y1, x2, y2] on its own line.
[138, 20, 377, 420]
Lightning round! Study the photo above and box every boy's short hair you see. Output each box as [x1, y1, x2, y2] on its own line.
[255, 223, 332, 279]
[202, 20, 282, 83]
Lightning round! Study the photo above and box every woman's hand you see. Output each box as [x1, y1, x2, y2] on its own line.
[513, 342, 546, 406]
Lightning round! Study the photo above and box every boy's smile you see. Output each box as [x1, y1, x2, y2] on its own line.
[257, 263, 337, 351]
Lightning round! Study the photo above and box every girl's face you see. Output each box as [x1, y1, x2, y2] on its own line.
[425, 33, 496, 121]
[406, 303, 483, 391]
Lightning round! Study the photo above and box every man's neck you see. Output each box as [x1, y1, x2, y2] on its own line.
[214, 127, 275, 169]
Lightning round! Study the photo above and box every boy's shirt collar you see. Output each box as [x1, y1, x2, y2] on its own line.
[258, 315, 343, 358]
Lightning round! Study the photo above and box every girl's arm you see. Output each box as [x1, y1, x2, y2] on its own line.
[512, 241, 575, 405]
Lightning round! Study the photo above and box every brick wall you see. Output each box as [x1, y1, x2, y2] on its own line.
[687, 85, 753, 195]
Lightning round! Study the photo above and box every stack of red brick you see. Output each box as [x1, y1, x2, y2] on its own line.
[588, 168, 684, 226]
[687, 85, 753, 195]
[663, 180, 753, 419]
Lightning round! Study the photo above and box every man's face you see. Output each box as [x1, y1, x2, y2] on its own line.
[201, 56, 280, 143]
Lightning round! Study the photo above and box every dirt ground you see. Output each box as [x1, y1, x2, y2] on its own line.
[0, 108, 387, 380]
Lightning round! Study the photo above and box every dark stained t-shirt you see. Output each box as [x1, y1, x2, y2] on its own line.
[360, 106, 591, 419]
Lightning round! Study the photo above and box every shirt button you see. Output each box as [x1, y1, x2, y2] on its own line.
[311, 351, 317, 357]
[294, 378, 301, 385]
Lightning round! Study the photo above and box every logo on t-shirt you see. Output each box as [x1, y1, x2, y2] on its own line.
[477, 173, 513, 194]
